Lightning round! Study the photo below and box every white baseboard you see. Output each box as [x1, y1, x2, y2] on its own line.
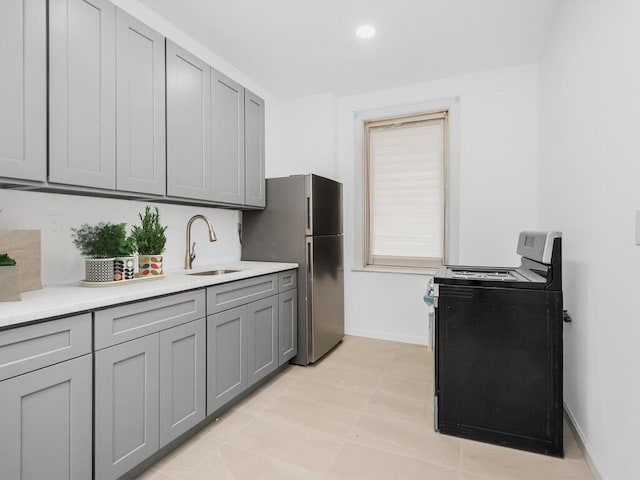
[564, 403, 607, 480]
[344, 327, 427, 346]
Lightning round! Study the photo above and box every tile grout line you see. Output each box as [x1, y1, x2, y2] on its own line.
[316, 345, 396, 477]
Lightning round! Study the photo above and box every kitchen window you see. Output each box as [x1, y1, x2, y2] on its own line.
[354, 97, 460, 273]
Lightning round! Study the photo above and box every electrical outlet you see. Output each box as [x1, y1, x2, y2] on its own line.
[46, 215, 62, 235]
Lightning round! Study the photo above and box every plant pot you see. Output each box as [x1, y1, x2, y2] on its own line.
[114, 256, 135, 281]
[138, 255, 163, 277]
[84, 258, 115, 283]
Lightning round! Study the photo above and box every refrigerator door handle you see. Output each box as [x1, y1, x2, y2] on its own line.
[306, 237, 314, 359]
[306, 196, 312, 236]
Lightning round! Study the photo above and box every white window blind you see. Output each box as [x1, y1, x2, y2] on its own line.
[365, 112, 446, 268]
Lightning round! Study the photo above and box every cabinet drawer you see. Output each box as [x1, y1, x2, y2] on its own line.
[278, 270, 297, 292]
[207, 274, 277, 315]
[0, 314, 91, 381]
[95, 290, 205, 349]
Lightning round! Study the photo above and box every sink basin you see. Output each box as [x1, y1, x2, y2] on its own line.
[188, 269, 240, 276]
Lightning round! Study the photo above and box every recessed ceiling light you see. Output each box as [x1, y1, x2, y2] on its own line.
[356, 25, 376, 39]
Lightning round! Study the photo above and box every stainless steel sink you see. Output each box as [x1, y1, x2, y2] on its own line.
[188, 269, 240, 276]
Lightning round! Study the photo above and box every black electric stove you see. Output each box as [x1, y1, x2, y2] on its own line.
[433, 231, 563, 457]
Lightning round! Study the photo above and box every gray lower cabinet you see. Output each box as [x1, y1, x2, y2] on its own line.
[206, 273, 297, 415]
[244, 88, 266, 207]
[95, 334, 160, 480]
[0, 354, 92, 480]
[278, 289, 298, 366]
[0, 0, 46, 182]
[159, 318, 206, 448]
[95, 316, 207, 479]
[247, 295, 278, 386]
[207, 306, 247, 415]
[49, 0, 117, 189]
[115, 8, 166, 195]
[166, 40, 212, 201]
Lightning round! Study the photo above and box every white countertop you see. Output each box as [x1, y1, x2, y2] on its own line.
[0, 261, 298, 330]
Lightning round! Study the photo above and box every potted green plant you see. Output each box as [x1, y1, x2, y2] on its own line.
[0, 253, 20, 301]
[71, 222, 135, 282]
[131, 206, 167, 276]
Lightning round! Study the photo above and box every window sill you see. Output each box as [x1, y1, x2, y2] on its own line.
[351, 265, 439, 276]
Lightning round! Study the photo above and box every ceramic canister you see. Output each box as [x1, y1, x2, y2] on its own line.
[114, 256, 135, 281]
[138, 255, 163, 276]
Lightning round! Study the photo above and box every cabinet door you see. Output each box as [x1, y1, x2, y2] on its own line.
[0, 0, 46, 182]
[95, 335, 160, 480]
[244, 89, 265, 207]
[49, 0, 116, 189]
[207, 306, 247, 415]
[247, 295, 278, 386]
[278, 289, 298, 366]
[159, 319, 206, 448]
[115, 8, 166, 195]
[166, 40, 212, 201]
[0, 355, 92, 480]
[211, 68, 245, 204]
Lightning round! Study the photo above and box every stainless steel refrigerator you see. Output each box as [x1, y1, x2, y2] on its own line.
[241, 174, 344, 365]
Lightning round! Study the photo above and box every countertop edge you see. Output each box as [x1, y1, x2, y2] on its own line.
[0, 261, 298, 330]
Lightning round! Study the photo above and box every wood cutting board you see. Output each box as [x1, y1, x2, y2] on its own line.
[0, 230, 42, 292]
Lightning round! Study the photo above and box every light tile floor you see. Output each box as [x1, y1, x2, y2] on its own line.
[137, 335, 593, 480]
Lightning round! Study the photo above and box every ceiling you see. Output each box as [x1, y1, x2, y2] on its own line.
[138, 0, 560, 100]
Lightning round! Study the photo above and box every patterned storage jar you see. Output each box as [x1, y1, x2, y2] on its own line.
[85, 258, 115, 283]
[138, 255, 163, 277]
[114, 256, 135, 281]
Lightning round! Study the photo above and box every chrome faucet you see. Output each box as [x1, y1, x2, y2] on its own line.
[185, 215, 217, 269]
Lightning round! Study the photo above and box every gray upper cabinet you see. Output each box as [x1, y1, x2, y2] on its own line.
[95, 334, 160, 480]
[115, 8, 166, 195]
[211, 69, 245, 204]
[1, 1, 266, 206]
[49, 0, 117, 189]
[166, 40, 212, 201]
[244, 89, 266, 208]
[0, 355, 92, 480]
[159, 318, 206, 448]
[0, 0, 46, 182]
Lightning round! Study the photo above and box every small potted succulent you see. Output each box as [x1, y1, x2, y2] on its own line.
[0, 253, 20, 301]
[131, 206, 167, 277]
[71, 222, 135, 282]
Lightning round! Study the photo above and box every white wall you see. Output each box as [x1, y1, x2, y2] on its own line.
[339, 64, 540, 343]
[270, 65, 540, 343]
[267, 93, 339, 179]
[0, 190, 240, 285]
[538, 1, 640, 478]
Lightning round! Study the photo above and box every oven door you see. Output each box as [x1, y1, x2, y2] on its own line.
[434, 284, 563, 456]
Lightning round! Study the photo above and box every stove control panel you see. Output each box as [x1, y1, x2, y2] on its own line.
[516, 231, 561, 265]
